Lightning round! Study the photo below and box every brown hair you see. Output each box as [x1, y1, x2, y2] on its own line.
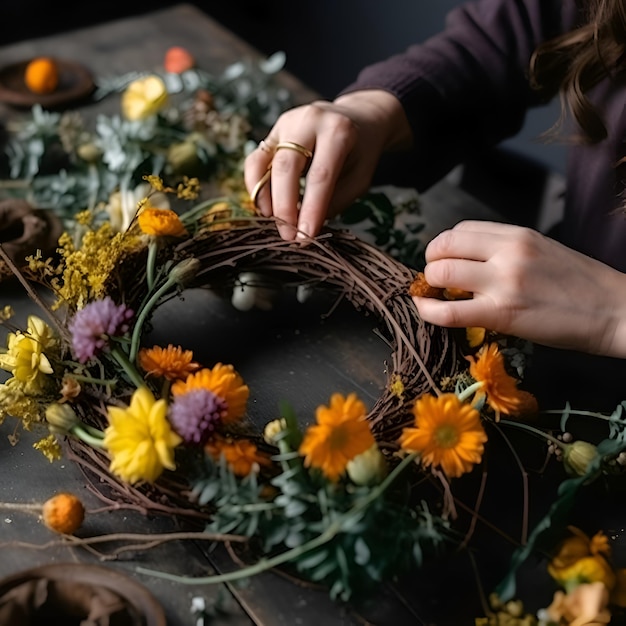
[529, 0, 626, 143]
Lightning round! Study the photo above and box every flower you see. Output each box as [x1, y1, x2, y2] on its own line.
[69, 297, 134, 363]
[399, 393, 487, 479]
[548, 529, 616, 593]
[45, 403, 80, 435]
[171, 363, 249, 424]
[466, 327, 486, 348]
[104, 182, 170, 233]
[168, 389, 226, 445]
[563, 441, 598, 476]
[0, 315, 58, 393]
[137, 206, 188, 237]
[121, 75, 168, 121]
[138, 344, 200, 381]
[299, 392, 375, 482]
[164, 46, 196, 73]
[543, 582, 611, 626]
[263, 418, 287, 444]
[346, 443, 388, 486]
[467, 343, 526, 419]
[205, 436, 270, 477]
[103, 386, 182, 484]
[42, 492, 85, 534]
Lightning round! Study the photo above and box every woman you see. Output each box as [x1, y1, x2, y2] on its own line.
[244, 0, 626, 408]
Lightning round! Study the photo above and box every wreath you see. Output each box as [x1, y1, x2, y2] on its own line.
[3, 53, 626, 625]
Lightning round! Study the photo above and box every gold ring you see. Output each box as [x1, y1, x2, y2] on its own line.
[250, 166, 272, 207]
[275, 141, 313, 159]
[258, 139, 276, 154]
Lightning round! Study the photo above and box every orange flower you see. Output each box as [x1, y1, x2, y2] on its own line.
[467, 343, 526, 419]
[138, 344, 200, 381]
[42, 492, 85, 535]
[171, 363, 249, 424]
[137, 206, 188, 237]
[299, 392, 375, 482]
[205, 436, 270, 477]
[399, 393, 487, 479]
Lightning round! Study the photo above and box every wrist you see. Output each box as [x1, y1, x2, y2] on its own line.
[333, 89, 412, 151]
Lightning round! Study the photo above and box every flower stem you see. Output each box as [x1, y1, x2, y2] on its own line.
[71, 424, 105, 448]
[458, 381, 483, 404]
[111, 346, 145, 389]
[136, 453, 417, 585]
[129, 277, 176, 363]
[146, 240, 158, 293]
[499, 419, 564, 448]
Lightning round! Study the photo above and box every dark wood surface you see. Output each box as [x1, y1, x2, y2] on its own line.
[0, 5, 510, 625]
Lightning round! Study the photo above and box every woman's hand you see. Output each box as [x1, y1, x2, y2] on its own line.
[244, 90, 412, 241]
[412, 220, 626, 358]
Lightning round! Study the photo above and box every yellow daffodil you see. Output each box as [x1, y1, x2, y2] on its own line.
[0, 315, 58, 393]
[121, 75, 168, 121]
[299, 392, 375, 482]
[467, 343, 528, 419]
[103, 387, 182, 484]
[399, 393, 487, 479]
[171, 363, 249, 424]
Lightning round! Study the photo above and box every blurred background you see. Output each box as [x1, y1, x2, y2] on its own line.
[2, 0, 566, 225]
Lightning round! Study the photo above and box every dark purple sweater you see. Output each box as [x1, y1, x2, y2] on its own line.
[341, 0, 626, 409]
[342, 0, 626, 273]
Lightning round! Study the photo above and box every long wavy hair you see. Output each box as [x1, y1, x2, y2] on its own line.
[529, 0, 626, 143]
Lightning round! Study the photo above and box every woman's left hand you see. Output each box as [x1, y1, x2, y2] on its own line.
[412, 220, 626, 358]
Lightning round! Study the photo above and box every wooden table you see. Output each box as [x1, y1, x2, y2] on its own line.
[0, 6, 526, 626]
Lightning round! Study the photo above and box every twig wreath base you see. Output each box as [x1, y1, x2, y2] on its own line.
[70, 216, 463, 521]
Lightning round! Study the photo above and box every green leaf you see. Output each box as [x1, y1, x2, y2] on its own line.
[354, 537, 370, 566]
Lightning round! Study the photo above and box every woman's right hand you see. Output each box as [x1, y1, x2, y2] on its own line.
[244, 89, 412, 241]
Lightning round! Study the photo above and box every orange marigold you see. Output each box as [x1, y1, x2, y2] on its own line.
[42, 492, 85, 535]
[205, 436, 271, 476]
[299, 392, 375, 482]
[171, 363, 249, 424]
[137, 206, 188, 237]
[399, 393, 487, 479]
[467, 343, 526, 419]
[138, 344, 200, 381]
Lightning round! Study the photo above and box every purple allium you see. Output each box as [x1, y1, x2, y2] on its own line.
[168, 389, 226, 445]
[69, 297, 134, 363]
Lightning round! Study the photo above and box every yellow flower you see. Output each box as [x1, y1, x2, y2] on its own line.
[467, 343, 526, 419]
[137, 206, 188, 237]
[299, 392, 375, 482]
[466, 326, 486, 348]
[121, 75, 168, 121]
[138, 344, 200, 381]
[399, 393, 487, 479]
[103, 387, 182, 484]
[563, 441, 598, 476]
[171, 363, 249, 424]
[42, 492, 85, 535]
[205, 436, 271, 477]
[0, 315, 58, 393]
[548, 529, 616, 593]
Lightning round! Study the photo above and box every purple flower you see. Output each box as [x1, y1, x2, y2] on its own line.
[168, 389, 225, 445]
[69, 297, 134, 363]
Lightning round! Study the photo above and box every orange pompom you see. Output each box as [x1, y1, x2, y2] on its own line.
[24, 57, 59, 94]
[164, 46, 195, 74]
[42, 492, 85, 534]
